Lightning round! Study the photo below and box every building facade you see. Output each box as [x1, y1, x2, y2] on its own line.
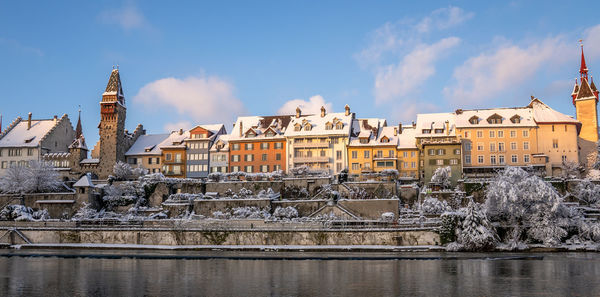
[125, 134, 169, 174]
[397, 125, 419, 179]
[209, 134, 230, 173]
[185, 124, 226, 178]
[347, 118, 387, 176]
[229, 115, 290, 173]
[159, 130, 189, 178]
[285, 105, 354, 175]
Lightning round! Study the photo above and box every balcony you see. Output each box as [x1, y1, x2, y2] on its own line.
[293, 142, 330, 148]
[293, 156, 329, 163]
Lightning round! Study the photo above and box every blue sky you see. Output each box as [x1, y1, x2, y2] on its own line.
[1, 1, 600, 147]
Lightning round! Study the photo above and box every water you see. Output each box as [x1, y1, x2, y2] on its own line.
[0, 250, 599, 296]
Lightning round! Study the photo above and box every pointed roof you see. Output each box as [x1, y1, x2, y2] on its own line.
[591, 77, 598, 93]
[580, 45, 588, 76]
[75, 109, 83, 139]
[576, 77, 595, 100]
[103, 68, 125, 104]
[69, 135, 87, 150]
[74, 173, 94, 188]
[571, 79, 579, 96]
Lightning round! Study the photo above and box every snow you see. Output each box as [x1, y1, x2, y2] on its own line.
[0, 204, 49, 221]
[209, 134, 231, 152]
[430, 166, 452, 188]
[0, 161, 63, 194]
[420, 197, 451, 215]
[454, 107, 535, 128]
[125, 133, 170, 156]
[79, 158, 100, 164]
[158, 130, 190, 149]
[284, 112, 353, 137]
[528, 98, 579, 124]
[0, 118, 58, 147]
[415, 112, 456, 137]
[111, 161, 148, 181]
[454, 201, 497, 251]
[73, 173, 95, 188]
[397, 126, 417, 149]
[229, 115, 290, 141]
[273, 206, 299, 219]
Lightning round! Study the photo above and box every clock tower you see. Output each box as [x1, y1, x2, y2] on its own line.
[98, 67, 128, 176]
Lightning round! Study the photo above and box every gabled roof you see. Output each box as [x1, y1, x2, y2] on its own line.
[285, 111, 354, 137]
[69, 135, 87, 150]
[455, 107, 534, 128]
[528, 98, 580, 125]
[210, 134, 231, 152]
[397, 126, 417, 149]
[230, 115, 291, 141]
[158, 131, 189, 149]
[415, 112, 456, 137]
[0, 115, 69, 148]
[576, 78, 595, 100]
[103, 69, 124, 100]
[126, 133, 170, 156]
[348, 118, 385, 146]
[73, 173, 94, 188]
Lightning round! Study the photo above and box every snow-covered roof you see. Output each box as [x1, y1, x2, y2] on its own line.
[210, 134, 231, 152]
[285, 111, 353, 137]
[348, 118, 390, 146]
[187, 124, 226, 141]
[0, 116, 63, 148]
[397, 126, 417, 149]
[158, 130, 190, 149]
[528, 98, 580, 124]
[415, 113, 456, 137]
[126, 133, 170, 156]
[74, 173, 95, 188]
[230, 115, 291, 141]
[80, 158, 100, 164]
[455, 107, 535, 128]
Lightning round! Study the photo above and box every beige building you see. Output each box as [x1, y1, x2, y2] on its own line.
[285, 105, 354, 175]
[125, 133, 170, 174]
[397, 125, 419, 179]
[0, 113, 75, 176]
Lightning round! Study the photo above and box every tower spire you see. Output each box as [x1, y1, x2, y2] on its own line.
[75, 105, 83, 139]
[580, 40, 589, 80]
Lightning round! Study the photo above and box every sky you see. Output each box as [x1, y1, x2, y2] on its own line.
[1, 0, 600, 148]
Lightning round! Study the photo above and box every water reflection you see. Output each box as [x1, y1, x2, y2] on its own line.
[0, 251, 598, 296]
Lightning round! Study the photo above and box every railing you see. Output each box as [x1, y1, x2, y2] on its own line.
[293, 142, 330, 148]
[293, 156, 329, 163]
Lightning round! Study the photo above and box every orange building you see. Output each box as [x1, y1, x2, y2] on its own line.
[228, 116, 290, 173]
[159, 129, 189, 178]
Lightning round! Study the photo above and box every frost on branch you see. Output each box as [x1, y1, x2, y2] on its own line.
[0, 166, 29, 193]
[420, 197, 451, 215]
[0, 204, 49, 221]
[112, 161, 148, 181]
[102, 182, 145, 209]
[455, 201, 497, 251]
[273, 206, 299, 219]
[0, 161, 63, 194]
[572, 179, 600, 207]
[430, 166, 451, 189]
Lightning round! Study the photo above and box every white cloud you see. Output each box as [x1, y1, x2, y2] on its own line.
[99, 1, 149, 31]
[277, 95, 333, 115]
[583, 24, 600, 60]
[133, 75, 246, 125]
[415, 6, 474, 33]
[375, 37, 461, 103]
[0, 37, 44, 56]
[391, 102, 438, 124]
[443, 36, 572, 105]
[163, 121, 191, 133]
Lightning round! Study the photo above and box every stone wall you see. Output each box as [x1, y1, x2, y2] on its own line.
[338, 199, 399, 220]
[271, 200, 328, 217]
[339, 182, 397, 198]
[206, 181, 283, 196]
[0, 192, 77, 209]
[193, 199, 272, 216]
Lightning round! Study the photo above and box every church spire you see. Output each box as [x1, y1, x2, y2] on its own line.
[75, 106, 83, 139]
[103, 66, 125, 105]
[580, 41, 589, 81]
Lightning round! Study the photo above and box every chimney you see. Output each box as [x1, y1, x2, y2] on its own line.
[394, 127, 398, 136]
[53, 115, 58, 123]
[344, 104, 350, 116]
[320, 106, 326, 117]
[445, 120, 450, 135]
[296, 107, 301, 118]
[27, 112, 32, 130]
[179, 128, 183, 135]
[412, 121, 416, 128]
[398, 123, 402, 134]
[239, 121, 243, 137]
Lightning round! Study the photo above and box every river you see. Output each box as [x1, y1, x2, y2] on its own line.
[0, 249, 598, 296]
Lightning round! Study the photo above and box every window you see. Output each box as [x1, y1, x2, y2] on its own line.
[436, 159, 444, 165]
[359, 138, 369, 144]
[489, 131, 495, 138]
[428, 149, 435, 156]
[388, 150, 394, 158]
[333, 137, 339, 144]
[325, 123, 333, 130]
[465, 155, 471, 164]
[175, 153, 182, 163]
[351, 151, 358, 159]
[477, 131, 483, 138]
[465, 143, 471, 151]
[262, 154, 267, 161]
[232, 155, 240, 162]
[320, 150, 326, 157]
[499, 155, 505, 164]
[231, 166, 239, 172]
[477, 143, 484, 151]
[450, 159, 458, 165]
[245, 154, 254, 161]
[562, 155, 567, 163]
[364, 151, 370, 158]
[352, 163, 359, 170]
[469, 117, 479, 124]
[1, 161, 7, 169]
[411, 162, 416, 168]
[336, 150, 342, 160]
[336, 163, 342, 172]
[276, 153, 281, 161]
[245, 165, 254, 173]
[489, 143, 496, 152]
[274, 142, 283, 149]
[511, 155, 518, 163]
[498, 142, 505, 152]
[478, 155, 484, 164]
[454, 149, 461, 155]
[376, 150, 383, 158]
[165, 153, 172, 161]
[523, 142, 529, 150]
[261, 143, 269, 150]
[336, 122, 343, 130]
[497, 131, 504, 138]
[261, 165, 269, 172]
[304, 125, 312, 131]
[245, 143, 254, 150]
[364, 162, 371, 169]
[422, 129, 431, 134]
[552, 125, 555, 132]
[306, 151, 312, 157]
[524, 154, 530, 163]
[434, 129, 444, 134]
[437, 149, 445, 155]
[403, 151, 408, 158]
[464, 131, 470, 138]
[294, 125, 301, 132]
[490, 155, 497, 165]
[510, 142, 517, 150]
[552, 139, 558, 149]
[522, 130, 529, 137]
[511, 116, 521, 124]
[510, 130, 516, 138]
[27, 148, 34, 156]
[232, 143, 240, 151]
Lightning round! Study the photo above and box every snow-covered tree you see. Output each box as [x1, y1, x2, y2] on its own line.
[561, 161, 582, 179]
[0, 165, 29, 193]
[112, 161, 133, 180]
[572, 179, 600, 206]
[593, 140, 600, 170]
[420, 197, 451, 215]
[25, 161, 62, 193]
[455, 201, 497, 251]
[208, 172, 224, 182]
[430, 166, 452, 189]
[273, 206, 299, 219]
[485, 167, 569, 247]
[579, 221, 600, 242]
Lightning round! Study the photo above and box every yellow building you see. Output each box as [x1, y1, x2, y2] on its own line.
[347, 118, 388, 176]
[396, 125, 419, 179]
[456, 98, 580, 177]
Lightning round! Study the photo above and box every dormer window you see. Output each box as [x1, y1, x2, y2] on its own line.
[510, 115, 521, 124]
[380, 136, 389, 143]
[359, 138, 369, 144]
[422, 129, 431, 134]
[265, 130, 275, 137]
[294, 124, 302, 131]
[304, 124, 312, 131]
[487, 114, 503, 124]
[336, 122, 343, 130]
[325, 122, 333, 130]
[469, 116, 480, 125]
[434, 129, 444, 134]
